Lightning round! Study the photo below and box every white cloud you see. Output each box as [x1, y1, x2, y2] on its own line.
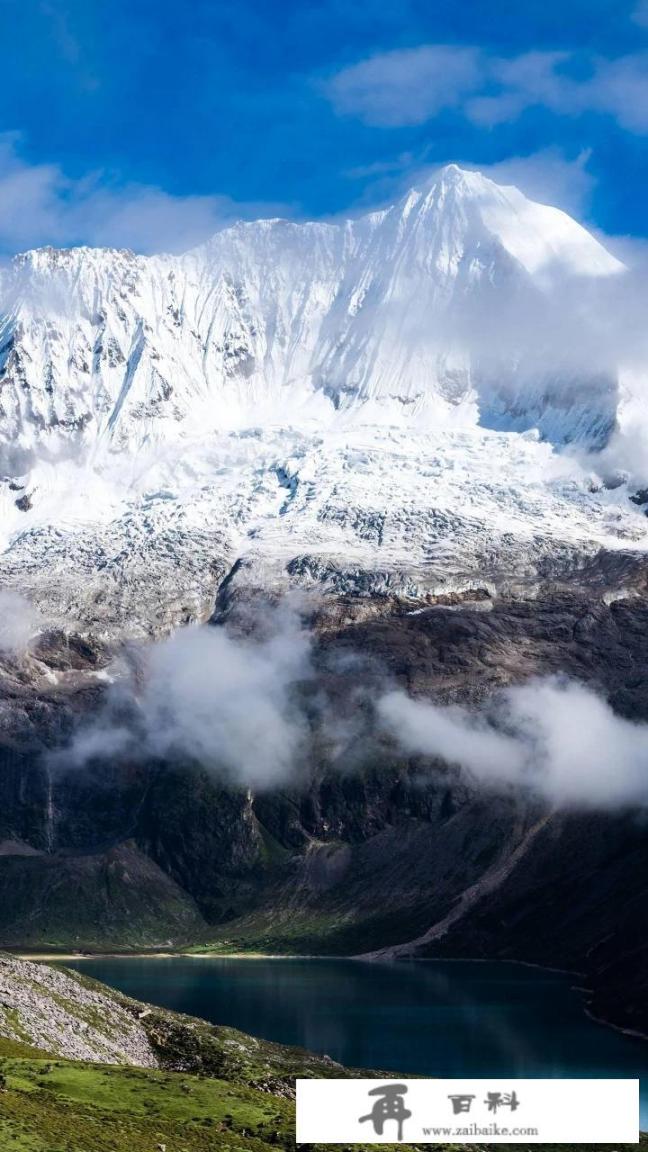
[139, 604, 311, 788]
[70, 184, 239, 255]
[378, 677, 648, 811]
[467, 51, 574, 126]
[0, 590, 40, 655]
[584, 54, 648, 133]
[471, 149, 595, 217]
[475, 52, 648, 135]
[60, 607, 648, 811]
[326, 45, 648, 135]
[378, 689, 523, 782]
[344, 150, 417, 181]
[326, 45, 481, 126]
[60, 601, 313, 790]
[0, 133, 288, 255]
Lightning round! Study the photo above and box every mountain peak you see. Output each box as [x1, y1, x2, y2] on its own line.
[413, 163, 496, 200]
[435, 161, 488, 186]
[390, 163, 623, 281]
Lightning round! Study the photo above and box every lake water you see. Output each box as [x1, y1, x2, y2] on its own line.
[66, 957, 648, 1125]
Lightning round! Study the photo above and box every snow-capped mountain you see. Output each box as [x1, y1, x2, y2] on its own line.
[0, 164, 623, 460]
[0, 165, 644, 638]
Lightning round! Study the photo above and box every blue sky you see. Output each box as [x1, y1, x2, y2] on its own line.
[0, 0, 646, 252]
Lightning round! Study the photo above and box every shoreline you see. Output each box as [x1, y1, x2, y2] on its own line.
[13, 950, 648, 1045]
[14, 951, 584, 974]
[15, 951, 309, 961]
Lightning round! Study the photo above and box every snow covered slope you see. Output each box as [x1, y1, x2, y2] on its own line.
[0, 165, 643, 637]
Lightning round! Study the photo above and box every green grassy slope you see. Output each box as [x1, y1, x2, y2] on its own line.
[0, 1042, 291, 1152]
[0, 1034, 419, 1152]
[0, 1037, 644, 1152]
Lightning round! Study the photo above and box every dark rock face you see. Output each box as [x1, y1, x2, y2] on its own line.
[417, 808, 648, 1029]
[1, 584, 648, 1038]
[0, 841, 204, 948]
[136, 764, 267, 922]
[318, 590, 648, 718]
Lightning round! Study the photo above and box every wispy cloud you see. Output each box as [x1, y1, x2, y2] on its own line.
[461, 149, 595, 218]
[57, 601, 313, 790]
[632, 1, 648, 28]
[326, 45, 648, 134]
[38, 0, 99, 90]
[582, 54, 648, 133]
[326, 45, 481, 127]
[378, 677, 648, 811]
[55, 600, 648, 814]
[0, 590, 40, 656]
[0, 133, 289, 255]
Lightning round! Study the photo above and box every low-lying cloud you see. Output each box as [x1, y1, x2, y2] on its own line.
[58, 601, 648, 812]
[0, 132, 289, 255]
[0, 590, 40, 656]
[378, 677, 648, 811]
[61, 602, 313, 790]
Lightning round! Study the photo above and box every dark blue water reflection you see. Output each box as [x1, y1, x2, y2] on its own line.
[66, 957, 648, 1124]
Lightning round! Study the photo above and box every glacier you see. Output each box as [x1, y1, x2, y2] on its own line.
[0, 163, 645, 639]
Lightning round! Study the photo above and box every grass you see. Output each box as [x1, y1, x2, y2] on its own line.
[0, 1040, 644, 1152]
[0, 1055, 292, 1151]
[0, 1041, 421, 1152]
[186, 908, 362, 956]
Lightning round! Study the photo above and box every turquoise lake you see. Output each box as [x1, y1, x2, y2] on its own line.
[66, 957, 648, 1126]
